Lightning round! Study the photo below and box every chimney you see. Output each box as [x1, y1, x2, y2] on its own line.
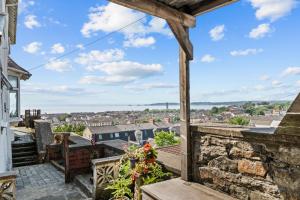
[164, 117, 171, 124]
[149, 118, 155, 124]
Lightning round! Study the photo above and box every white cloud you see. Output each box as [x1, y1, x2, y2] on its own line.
[201, 54, 216, 63]
[297, 80, 300, 86]
[51, 43, 65, 54]
[76, 44, 85, 50]
[230, 48, 263, 56]
[24, 15, 41, 29]
[75, 49, 124, 65]
[45, 59, 72, 72]
[86, 61, 163, 77]
[23, 42, 42, 54]
[125, 83, 177, 90]
[209, 25, 225, 41]
[272, 80, 282, 87]
[260, 75, 270, 81]
[249, 0, 297, 21]
[249, 23, 271, 39]
[255, 85, 265, 91]
[79, 75, 137, 85]
[81, 3, 171, 47]
[80, 61, 163, 85]
[282, 67, 300, 76]
[19, 0, 35, 14]
[124, 36, 155, 48]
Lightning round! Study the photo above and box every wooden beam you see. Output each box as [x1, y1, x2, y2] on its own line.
[167, 20, 193, 60]
[179, 28, 192, 181]
[191, 0, 238, 16]
[109, 0, 196, 27]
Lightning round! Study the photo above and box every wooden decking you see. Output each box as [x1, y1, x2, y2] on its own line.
[142, 178, 237, 200]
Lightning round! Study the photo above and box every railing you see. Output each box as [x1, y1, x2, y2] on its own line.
[92, 156, 122, 200]
[0, 171, 17, 200]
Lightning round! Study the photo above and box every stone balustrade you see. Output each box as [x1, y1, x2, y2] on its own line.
[0, 171, 17, 200]
[191, 124, 300, 200]
[92, 156, 122, 200]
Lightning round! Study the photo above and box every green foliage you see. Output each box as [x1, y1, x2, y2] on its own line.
[57, 114, 71, 122]
[106, 177, 133, 199]
[154, 131, 180, 147]
[53, 124, 86, 136]
[229, 116, 250, 126]
[210, 106, 229, 115]
[142, 163, 171, 185]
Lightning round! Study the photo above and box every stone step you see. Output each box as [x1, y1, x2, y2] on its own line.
[12, 141, 36, 147]
[13, 160, 37, 168]
[12, 146, 36, 153]
[12, 155, 37, 162]
[74, 174, 93, 198]
[12, 151, 37, 158]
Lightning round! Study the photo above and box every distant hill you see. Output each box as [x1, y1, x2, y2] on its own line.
[146, 100, 289, 106]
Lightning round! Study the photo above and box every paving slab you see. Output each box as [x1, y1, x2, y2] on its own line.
[14, 164, 89, 200]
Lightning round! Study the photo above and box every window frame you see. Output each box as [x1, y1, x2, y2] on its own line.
[8, 74, 20, 120]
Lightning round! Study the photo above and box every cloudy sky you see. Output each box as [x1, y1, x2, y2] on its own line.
[11, 0, 300, 113]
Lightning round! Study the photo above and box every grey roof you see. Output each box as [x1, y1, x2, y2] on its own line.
[8, 57, 32, 80]
[87, 122, 174, 134]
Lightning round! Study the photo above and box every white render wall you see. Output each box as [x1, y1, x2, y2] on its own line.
[0, 0, 13, 173]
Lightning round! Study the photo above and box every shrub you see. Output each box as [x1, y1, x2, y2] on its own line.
[229, 116, 250, 126]
[154, 131, 180, 147]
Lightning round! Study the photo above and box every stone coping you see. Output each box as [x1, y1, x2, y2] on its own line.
[0, 171, 17, 179]
[191, 124, 300, 145]
[91, 155, 122, 166]
[141, 178, 237, 200]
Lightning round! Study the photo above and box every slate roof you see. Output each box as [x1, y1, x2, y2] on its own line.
[8, 57, 32, 80]
[87, 122, 174, 134]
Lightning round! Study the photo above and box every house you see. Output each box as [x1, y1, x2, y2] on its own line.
[0, 0, 19, 173]
[83, 122, 176, 142]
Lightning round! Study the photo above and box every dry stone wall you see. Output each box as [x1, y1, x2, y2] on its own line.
[192, 126, 300, 200]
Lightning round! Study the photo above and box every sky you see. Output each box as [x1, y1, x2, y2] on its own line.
[11, 0, 300, 113]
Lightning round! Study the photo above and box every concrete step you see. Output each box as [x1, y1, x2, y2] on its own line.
[13, 160, 37, 168]
[12, 155, 37, 162]
[12, 141, 36, 147]
[12, 146, 36, 153]
[12, 151, 37, 158]
[74, 174, 93, 198]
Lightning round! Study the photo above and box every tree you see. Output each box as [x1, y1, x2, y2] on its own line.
[154, 131, 180, 147]
[229, 116, 250, 126]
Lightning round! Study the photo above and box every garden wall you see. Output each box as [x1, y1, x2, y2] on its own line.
[191, 125, 300, 200]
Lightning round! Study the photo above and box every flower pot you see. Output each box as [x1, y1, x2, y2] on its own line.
[130, 158, 138, 169]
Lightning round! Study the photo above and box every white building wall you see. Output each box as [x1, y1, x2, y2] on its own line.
[0, 0, 13, 173]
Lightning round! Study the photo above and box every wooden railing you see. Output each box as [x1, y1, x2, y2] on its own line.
[92, 156, 122, 200]
[0, 171, 17, 200]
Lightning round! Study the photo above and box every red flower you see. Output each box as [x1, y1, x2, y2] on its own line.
[146, 157, 156, 164]
[143, 167, 149, 174]
[144, 143, 152, 153]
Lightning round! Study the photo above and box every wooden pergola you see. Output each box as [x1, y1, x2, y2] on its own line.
[109, 0, 237, 181]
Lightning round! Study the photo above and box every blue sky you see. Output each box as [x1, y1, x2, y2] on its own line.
[11, 0, 300, 113]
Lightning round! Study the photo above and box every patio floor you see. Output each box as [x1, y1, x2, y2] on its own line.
[14, 164, 89, 200]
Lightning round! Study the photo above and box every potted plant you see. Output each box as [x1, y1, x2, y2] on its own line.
[106, 177, 133, 200]
[124, 145, 139, 169]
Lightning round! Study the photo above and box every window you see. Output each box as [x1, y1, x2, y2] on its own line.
[8, 75, 19, 118]
[115, 133, 120, 138]
[98, 134, 103, 140]
[125, 132, 128, 137]
[110, 133, 114, 139]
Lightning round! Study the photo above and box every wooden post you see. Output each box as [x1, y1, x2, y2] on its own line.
[63, 133, 71, 183]
[179, 27, 192, 181]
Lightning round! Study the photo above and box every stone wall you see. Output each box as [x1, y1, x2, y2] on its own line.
[35, 120, 53, 153]
[191, 125, 300, 200]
